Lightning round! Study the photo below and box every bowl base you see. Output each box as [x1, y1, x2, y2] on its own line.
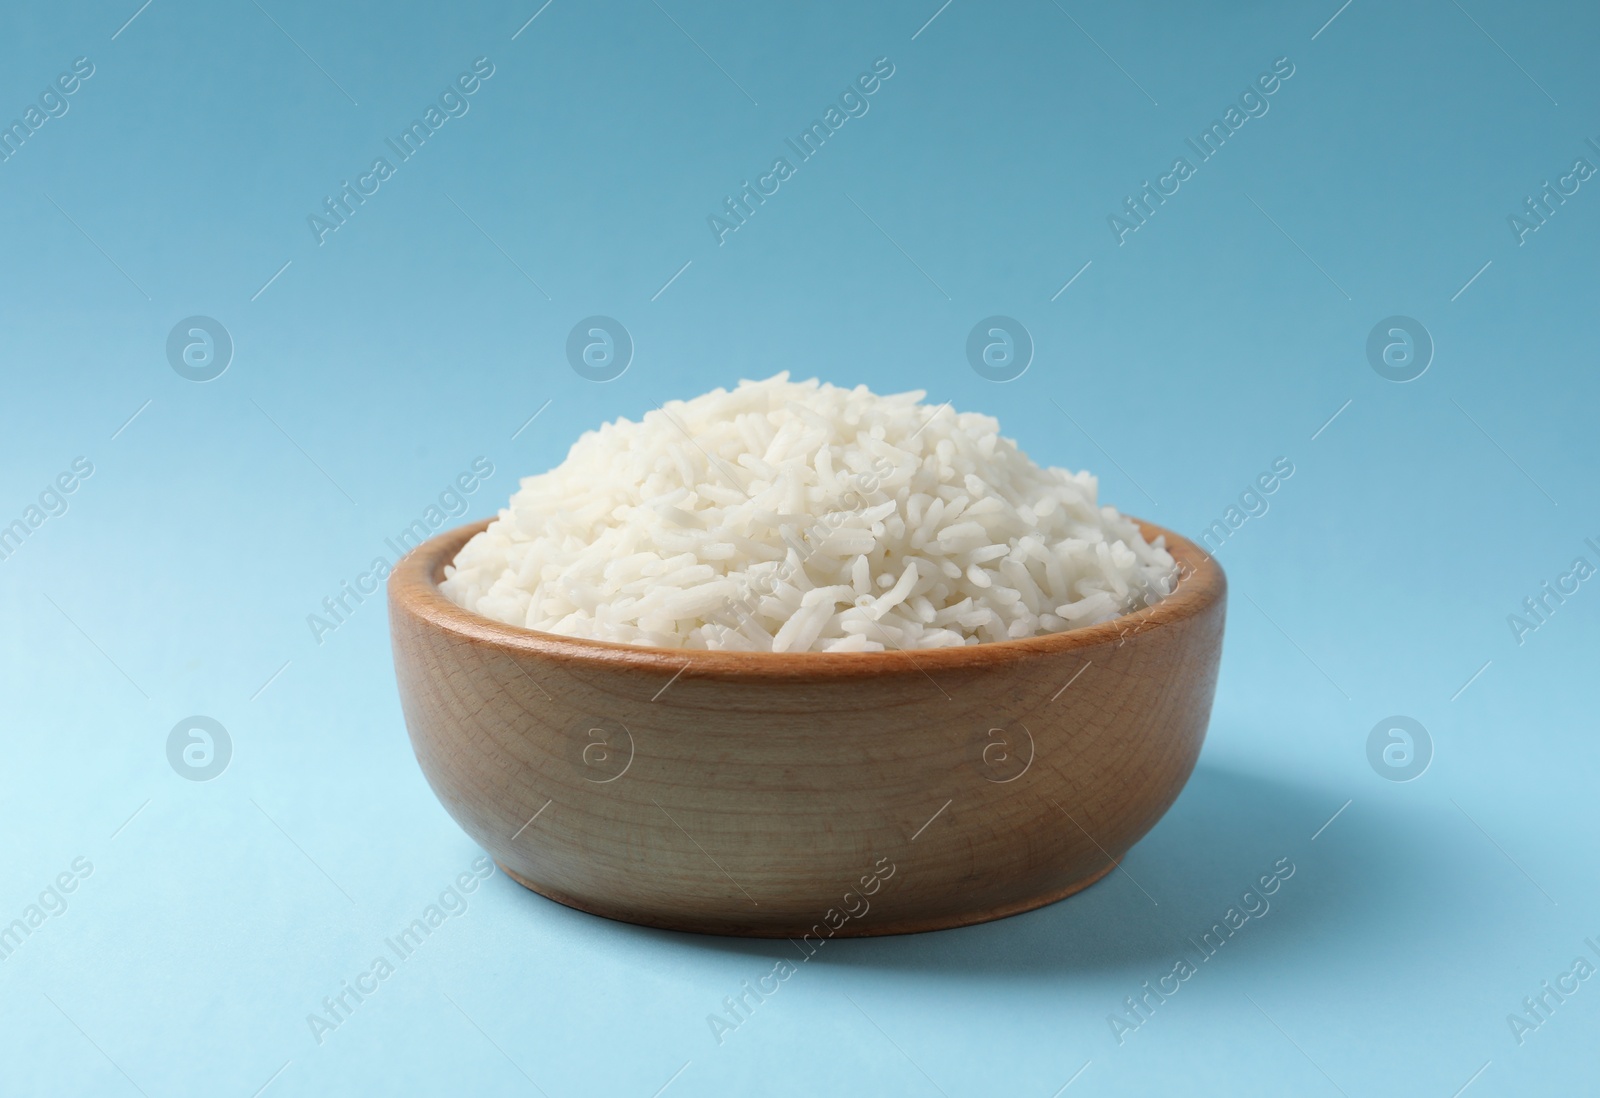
[494, 859, 1119, 938]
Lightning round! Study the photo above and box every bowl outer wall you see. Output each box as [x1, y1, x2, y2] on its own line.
[388, 516, 1225, 937]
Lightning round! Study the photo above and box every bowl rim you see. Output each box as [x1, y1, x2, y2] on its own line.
[389, 515, 1225, 678]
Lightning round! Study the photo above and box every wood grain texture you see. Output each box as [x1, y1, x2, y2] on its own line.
[388, 517, 1226, 938]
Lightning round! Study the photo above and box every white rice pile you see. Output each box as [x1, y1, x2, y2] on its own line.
[440, 375, 1177, 652]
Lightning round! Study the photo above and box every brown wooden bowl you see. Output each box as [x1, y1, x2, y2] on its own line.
[389, 517, 1225, 938]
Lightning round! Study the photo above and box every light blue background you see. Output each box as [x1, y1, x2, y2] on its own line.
[2, 1, 1596, 1094]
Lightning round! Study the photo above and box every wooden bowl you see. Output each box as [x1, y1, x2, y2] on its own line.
[389, 518, 1225, 937]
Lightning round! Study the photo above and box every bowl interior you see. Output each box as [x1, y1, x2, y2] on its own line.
[396, 515, 1224, 678]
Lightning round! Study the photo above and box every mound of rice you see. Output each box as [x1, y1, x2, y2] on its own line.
[440, 375, 1177, 652]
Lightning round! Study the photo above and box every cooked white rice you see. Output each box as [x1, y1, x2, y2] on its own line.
[440, 375, 1177, 652]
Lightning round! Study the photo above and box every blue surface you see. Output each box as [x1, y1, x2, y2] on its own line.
[2, 1, 1596, 1094]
